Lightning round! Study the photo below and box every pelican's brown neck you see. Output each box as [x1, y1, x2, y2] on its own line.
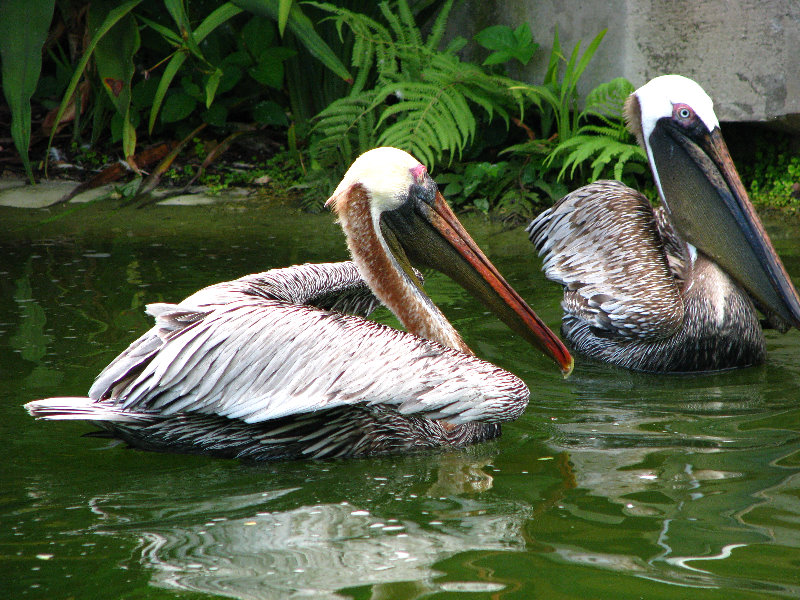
[333, 184, 472, 354]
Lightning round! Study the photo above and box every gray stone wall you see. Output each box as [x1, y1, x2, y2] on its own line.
[448, 0, 800, 129]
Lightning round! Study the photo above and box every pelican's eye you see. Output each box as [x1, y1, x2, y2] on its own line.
[673, 103, 695, 122]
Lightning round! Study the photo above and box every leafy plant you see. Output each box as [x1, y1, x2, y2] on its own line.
[517, 27, 607, 144]
[499, 32, 646, 189]
[737, 131, 800, 209]
[307, 0, 524, 183]
[474, 23, 538, 67]
[0, 0, 352, 181]
[436, 160, 560, 222]
[543, 77, 647, 182]
[0, 0, 56, 182]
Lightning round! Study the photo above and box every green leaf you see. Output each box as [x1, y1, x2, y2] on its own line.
[131, 76, 160, 109]
[121, 108, 137, 159]
[249, 62, 283, 88]
[0, 0, 55, 182]
[234, 0, 352, 81]
[242, 16, 276, 56]
[248, 48, 296, 88]
[254, 100, 288, 126]
[110, 108, 140, 142]
[161, 90, 197, 123]
[217, 62, 244, 94]
[136, 15, 182, 45]
[475, 25, 516, 52]
[205, 69, 223, 108]
[277, 0, 292, 36]
[90, 1, 140, 159]
[477, 23, 538, 66]
[203, 103, 228, 127]
[148, 3, 243, 133]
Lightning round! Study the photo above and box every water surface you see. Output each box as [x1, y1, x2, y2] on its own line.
[2, 198, 800, 599]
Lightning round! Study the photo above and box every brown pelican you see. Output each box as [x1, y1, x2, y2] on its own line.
[26, 147, 572, 460]
[527, 75, 800, 372]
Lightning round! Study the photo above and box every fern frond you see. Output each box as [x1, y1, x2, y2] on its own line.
[549, 133, 647, 181]
[425, 0, 454, 51]
[375, 78, 476, 168]
[312, 91, 379, 167]
[385, 0, 422, 48]
[308, 2, 397, 78]
[582, 77, 633, 119]
[309, 0, 521, 175]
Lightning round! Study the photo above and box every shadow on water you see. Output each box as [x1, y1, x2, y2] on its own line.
[3, 201, 800, 599]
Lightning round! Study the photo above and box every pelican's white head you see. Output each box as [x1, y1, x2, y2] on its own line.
[326, 147, 428, 215]
[633, 75, 719, 143]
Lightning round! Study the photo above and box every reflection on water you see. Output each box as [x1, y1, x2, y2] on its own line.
[84, 454, 539, 600]
[3, 204, 800, 599]
[528, 362, 800, 596]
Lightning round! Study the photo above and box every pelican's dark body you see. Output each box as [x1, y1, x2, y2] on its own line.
[531, 183, 766, 372]
[527, 76, 800, 373]
[88, 405, 501, 461]
[563, 254, 765, 372]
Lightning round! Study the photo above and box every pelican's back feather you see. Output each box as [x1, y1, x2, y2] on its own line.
[527, 181, 686, 340]
[88, 261, 379, 400]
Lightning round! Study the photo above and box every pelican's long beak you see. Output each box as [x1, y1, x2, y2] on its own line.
[649, 123, 800, 328]
[382, 190, 574, 375]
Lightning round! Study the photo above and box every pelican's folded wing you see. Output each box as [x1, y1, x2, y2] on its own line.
[90, 262, 378, 400]
[178, 261, 381, 316]
[527, 181, 685, 340]
[91, 262, 527, 427]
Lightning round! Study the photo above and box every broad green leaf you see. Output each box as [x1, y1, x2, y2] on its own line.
[249, 62, 283, 88]
[242, 16, 276, 57]
[148, 3, 243, 132]
[217, 63, 244, 94]
[46, 0, 142, 172]
[233, 0, 352, 82]
[248, 48, 296, 88]
[254, 100, 288, 126]
[161, 90, 197, 123]
[475, 25, 516, 52]
[0, 0, 55, 182]
[90, 1, 140, 159]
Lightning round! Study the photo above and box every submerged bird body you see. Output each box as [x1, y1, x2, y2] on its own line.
[528, 76, 800, 372]
[27, 148, 571, 460]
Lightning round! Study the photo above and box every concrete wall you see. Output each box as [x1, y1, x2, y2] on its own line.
[448, 0, 800, 129]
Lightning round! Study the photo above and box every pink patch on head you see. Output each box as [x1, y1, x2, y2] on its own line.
[411, 164, 427, 182]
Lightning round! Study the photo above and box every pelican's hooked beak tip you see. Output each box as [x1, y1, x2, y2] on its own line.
[561, 355, 574, 378]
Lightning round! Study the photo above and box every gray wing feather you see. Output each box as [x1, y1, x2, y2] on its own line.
[91, 262, 526, 426]
[90, 262, 376, 398]
[527, 181, 685, 340]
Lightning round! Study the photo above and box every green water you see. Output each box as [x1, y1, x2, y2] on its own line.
[2, 199, 800, 599]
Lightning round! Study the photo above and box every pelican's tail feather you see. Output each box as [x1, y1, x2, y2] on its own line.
[24, 398, 154, 424]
